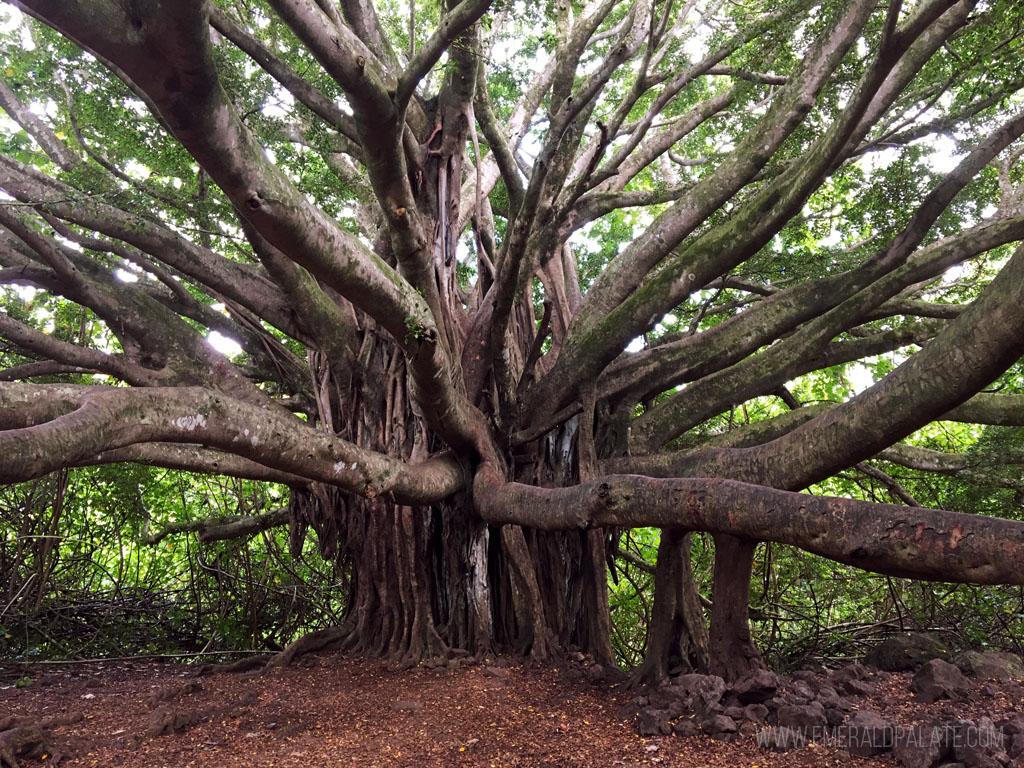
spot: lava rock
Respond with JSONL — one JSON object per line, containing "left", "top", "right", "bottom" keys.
{"left": 956, "top": 651, "right": 1024, "bottom": 681}
{"left": 816, "top": 684, "right": 840, "bottom": 709}
{"left": 825, "top": 707, "right": 845, "bottom": 729}
{"left": 673, "top": 673, "right": 726, "bottom": 712}
{"left": 865, "top": 633, "right": 951, "bottom": 672}
{"left": 637, "top": 708, "right": 672, "bottom": 736}
{"left": 787, "top": 679, "right": 815, "bottom": 701}
{"left": 912, "top": 659, "right": 969, "bottom": 703}
{"left": 701, "top": 714, "right": 738, "bottom": 737}
{"left": 739, "top": 721, "right": 760, "bottom": 737}
{"left": 842, "top": 678, "right": 876, "bottom": 697}
{"left": 743, "top": 703, "right": 769, "bottom": 723}
{"left": 791, "top": 670, "right": 820, "bottom": 684}
{"left": 672, "top": 718, "right": 697, "bottom": 737}
{"left": 731, "top": 670, "right": 780, "bottom": 704}
{"left": 845, "top": 710, "right": 895, "bottom": 757}
{"left": 616, "top": 696, "right": 647, "bottom": 721}
{"left": 1000, "top": 714, "right": 1024, "bottom": 736}
{"left": 831, "top": 662, "right": 872, "bottom": 684}
{"left": 892, "top": 723, "right": 951, "bottom": 768}
{"left": 1010, "top": 733, "right": 1024, "bottom": 759}
{"left": 776, "top": 702, "right": 827, "bottom": 734}
{"left": 950, "top": 716, "right": 1005, "bottom": 768}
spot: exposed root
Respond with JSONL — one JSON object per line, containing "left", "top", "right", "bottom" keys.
{"left": 220, "top": 655, "right": 271, "bottom": 674}
{"left": 267, "top": 626, "right": 349, "bottom": 668}
{"left": 0, "top": 714, "right": 79, "bottom": 767}
{"left": 144, "top": 679, "right": 202, "bottom": 707}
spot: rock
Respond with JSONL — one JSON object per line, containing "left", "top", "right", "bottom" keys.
{"left": 816, "top": 684, "right": 840, "bottom": 708}
{"left": 483, "top": 666, "right": 508, "bottom": 679}
{"left": 637, "top": 708, "right": 672, "bottom": 736}
{"left": 892, "top": 724, "right": 951, "bottom": 768}
{"left": 952, "top": 750, "right": 1001, "bottom": 768}
{"left": 775, "top": 703, "right": 828, "bottom": 746}
{"left": 739, "top": 721, "right": 760, "bottom": 737}
{"left": 945, "top": 718, "right": 1004, "bottom": 768}
{"left": 723, "top": 706, "right": 744, "bottom": 720}
{"left": 1000, "top": 714, "right": 1024, "bottom": 736}
{"left": 732, "top": 670, "right": 780, "bottom": 704}
{"left": 976, "top": 716, "right": 1002, "bottom": 747}
{"left": 845, "top": 710, "right": 894, "bottom": 757}
{"left": 673, "top": 673, "right": 726, "bottom": 712}
{"left": 787, "top": 679, "right": 816, "bottom": 702}
{"left": 825, "top": 707, "right": 845, "bottom": 728}
{"left": 912, "top": 659, "right": 969, "bottom": 703}
{"left": 743, "top": 703, "right": 769, "bottom": 723}
{"left": 1010, "top": 733, "right": 1024, "bottom": 758}
{"left": 672, "top": 719, "right": 697, "bottom": 737}
{"left": 701, "top": 714, "right": 738, "bottom": 737}
{"left": 603, "top": 666, "right": 630, "bottom": 685}
{"left": 956, "top": 651, "right": 1024, "bottom": 681}
{"left": 842, "top": 678, "right": 876, "bottom": 697}
{"left": 865, "top": 633, "right": 951, "bottom": 671}
{"left": 772, "top": 691, "right": 802, "bottom": 707}
{"left": 616, "top": 696, "right": 646, "bottom": 721}
{"left": 831, "top": 662, "right": 872, "bottom": 684}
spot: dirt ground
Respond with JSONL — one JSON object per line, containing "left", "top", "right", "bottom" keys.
{"left": 1, "top": 653, "right": 1022, "bottom": 767}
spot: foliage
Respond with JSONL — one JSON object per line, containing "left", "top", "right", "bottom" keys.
{"left": 0, "top": 467, "right": 342, "bottom": 660}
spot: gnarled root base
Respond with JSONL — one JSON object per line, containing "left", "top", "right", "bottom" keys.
{"left": 634, "top": 530, "right": 710, "bottom": 685}
{"left": 0, "top": 714, "right": 80, "bottom": 768}
{"left": 268, "top": 626, "right": 350, "bottom": 668}
{"left": 709, "top": 534, "right": 766, "bottom": 682}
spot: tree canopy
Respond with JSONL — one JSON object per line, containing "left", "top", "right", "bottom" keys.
{"left": 1, "top": 0, "right": 1023, "bottom": 679}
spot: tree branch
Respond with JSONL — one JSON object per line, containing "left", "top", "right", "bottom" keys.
{"left": 473, "top": 467, "right": 1024, "bottom": 584}
{"left": 0, "top": 382, "right": 464, "bottom": 504}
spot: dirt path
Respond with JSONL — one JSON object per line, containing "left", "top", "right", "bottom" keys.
{"left": 1, "top": 654, "right": 1021, "bottom": 767}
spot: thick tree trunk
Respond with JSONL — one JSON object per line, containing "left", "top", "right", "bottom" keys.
{"left": 636, "top": 529, "right": 709, "bottom": 681}
{"left": 708, "top": 534, "right": 765, "bottom": 681}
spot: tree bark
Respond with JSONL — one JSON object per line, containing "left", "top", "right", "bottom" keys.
{"left": 636, "top": 529, "right": 709, "bottom": 681}
{"left": 708, "top": 535, "right": 763, "bottom": 681}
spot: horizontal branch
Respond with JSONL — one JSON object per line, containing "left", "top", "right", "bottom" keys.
{"left": 82, "top": 443, "right": 310, "bottom": 485}
{"left": 473, "top": 467, "right": 1024, "bottom": 585}
{"left": 0, "top": 383, "right": 463, "bottom": 504}
{"left": 944, "top": 393, "right": 1024, "bottom": 426}
{"left": 0, "top": 362, "right": 94, "bottom": 381}
{"left": 140, "top": 507, "right": 290, "bottom": 545}
{"left": 878, "top": 443, "right": 1024, "bottom": 472}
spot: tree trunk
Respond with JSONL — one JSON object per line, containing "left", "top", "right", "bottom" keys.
{"left": 636, "top": 529, "right": 709, "bottom": 681}
{"left": 708, "top": 534, "right": 765, "bottom": 681}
